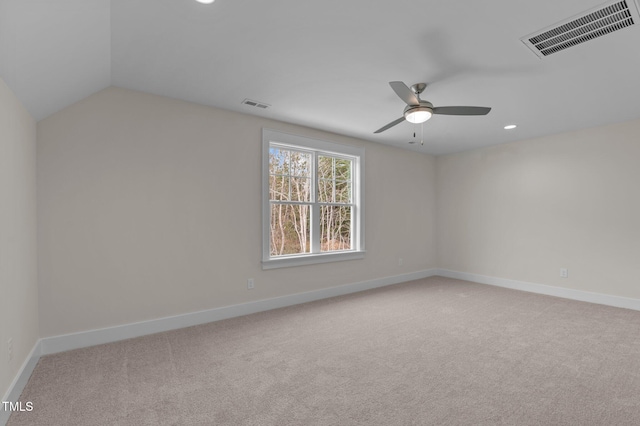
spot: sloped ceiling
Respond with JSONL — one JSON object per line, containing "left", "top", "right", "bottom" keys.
{"left": 0, "top": 0, "right": 111, "bottom": 121}
{"left": 2, "top": 0, "right": 640, "bottom": 155}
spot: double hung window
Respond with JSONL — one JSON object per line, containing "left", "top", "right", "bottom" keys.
{"left": 262, "top": 130, "right": 365, "bottom": 269}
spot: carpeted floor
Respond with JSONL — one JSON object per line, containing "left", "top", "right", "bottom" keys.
{"left": 8, "top": 276, "right": 640, "bottom": 425}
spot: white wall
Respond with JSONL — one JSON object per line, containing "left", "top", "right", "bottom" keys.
{"left": 0, "top": 77, "right": 38, "bottom": 399}
{"left": 37, "top": 87, "right": 437, "bottom": 338}
{"left": 437, "top": 118, "right": 640, "bottom": 299}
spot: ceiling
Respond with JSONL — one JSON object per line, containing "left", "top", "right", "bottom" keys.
{"left": 2, "top": 0, "right": 640, "bottom": 155}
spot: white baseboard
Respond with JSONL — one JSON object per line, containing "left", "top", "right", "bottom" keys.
{"left": 40, "top": 268, "right": 437, "bottom": 356}
{"left": 436, "top": 269, "right": 640, "bottom": 311}
{"left": 1, "top": 340, "right": 42, "bottom": 426}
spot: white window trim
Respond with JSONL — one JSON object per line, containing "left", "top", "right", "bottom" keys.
{"left": 262, "top": 129, "right": 365, "bottom": 270}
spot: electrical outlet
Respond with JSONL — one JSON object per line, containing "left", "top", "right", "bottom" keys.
{"left": 247, "top": 278, "right": 255, "bottom": 290}
{"left": 7, "top": 338, "right": 13, "bottom": 362}
{"left": 560, "top": 268, "right": 569, "bottom": 278}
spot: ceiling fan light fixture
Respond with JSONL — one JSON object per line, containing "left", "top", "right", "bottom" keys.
{"left": 374, "top": 81, "right": 490, "bottom": 134}
{"left": 404, "top": 107, "right": 432, "bottom": 124}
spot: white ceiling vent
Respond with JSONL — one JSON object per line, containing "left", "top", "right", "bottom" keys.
{"left": 242, "top": 99, "right": 270, "bottom": 109}
{"left": 521, "top": 0, "right": 640, "bottom": 58}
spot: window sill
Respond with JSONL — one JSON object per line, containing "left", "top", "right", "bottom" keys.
{"left": 262, "top": 250, "right": 365, "bottom": 270}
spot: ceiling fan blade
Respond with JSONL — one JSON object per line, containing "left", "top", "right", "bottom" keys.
{"left": 374, "top": 117, "right": 406, "bottom": 134}
{"left": 389, "top": 81, "right": 419, "bottom": 106}
{"left": 432, "top": 106, "right": 491, "bottom": 116}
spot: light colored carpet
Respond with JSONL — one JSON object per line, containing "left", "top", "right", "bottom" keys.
{"left": 8, "top": 276, "right": 640, "bottom": 425}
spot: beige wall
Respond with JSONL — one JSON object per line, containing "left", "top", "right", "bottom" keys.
{"left": 36, "top": 85, "right": 640, "bottom": 340}
{"left": 437, "top": 118, "right": 640, "bottom": 299}
{"left": 37, "top": 87, "right": 437, "bottom": 338}
{"left": 0, "top": 78, "right": 38, "bottom": 398}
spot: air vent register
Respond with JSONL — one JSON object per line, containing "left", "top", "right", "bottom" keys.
{"left": 521, "top": 0, "right": 640, "bottom": 57}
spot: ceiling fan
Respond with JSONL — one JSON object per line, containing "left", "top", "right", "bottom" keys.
{"left": 374, "top": 81, "right": 491, "bottom": 134}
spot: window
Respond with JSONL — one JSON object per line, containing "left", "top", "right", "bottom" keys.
{"left": 262, "top": 129, "right": 365, "bottom": 269}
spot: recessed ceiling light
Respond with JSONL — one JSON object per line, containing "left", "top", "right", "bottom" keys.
{"left": 195, "top": 0, "right": 215, "bottom": 4}
{"left": 504, "top": 124, "right": 517, "bottom": 130}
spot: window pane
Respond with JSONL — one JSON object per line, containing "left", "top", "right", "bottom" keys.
{"left": 320, "top": 205, "right": 351, "bottom": 252}
{"left": 318, "top": 155, "right": 352, "bottom": 204}
{"left": 269, "top": 175, "right": 290, "bottom": 201}
{"left": 270, "top": 148, "right": 312, "bottom": 203}
{"left": 270, "top": 203, "right": 311, "bottom": 256}
{"left": 318, "top": 178, "right": 333, "bottom": 203}
{"left": 269, "top": 148, "right": 289, "bottom": 176}
{"left": 335, "top": 180, "right": 351, "bottom": 203}
{"left": 289, "top": 151, "right": 311, "bottom": 177}
{"left": 335, "top": 158, "right": 351, "bottom": 181}
{"left": 290, "top": 177, "right": 311, "bottom": 202}
{"left": 318, "top": 155, "right": 333, "bottom": 180}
